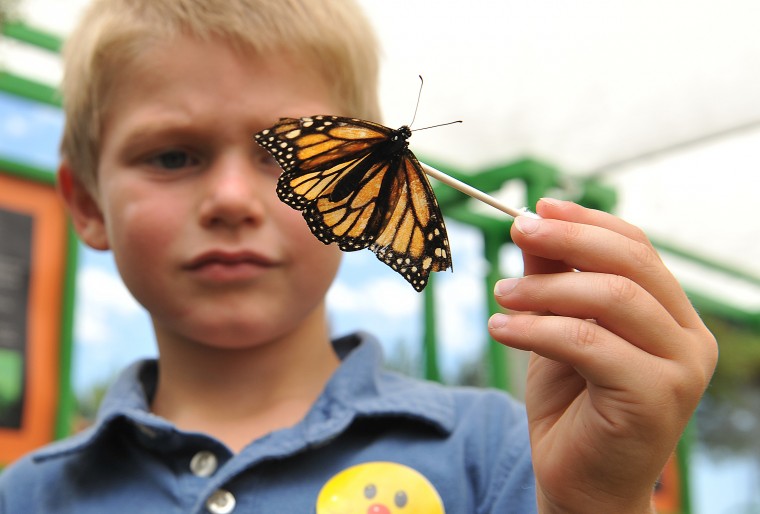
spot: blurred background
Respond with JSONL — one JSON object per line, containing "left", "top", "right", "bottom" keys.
{"left": 1, "top": 1, "right": 759, "bottom": 512}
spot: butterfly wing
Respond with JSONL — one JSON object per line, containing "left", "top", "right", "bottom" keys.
{"left": 254, "top": 115, "right": 452, "bottom": 291}
{"left": 369, "top": 150, "right": 452, "bottom": 291}
{"left": 256, "top": 116, "right": 398, "bottom": 250}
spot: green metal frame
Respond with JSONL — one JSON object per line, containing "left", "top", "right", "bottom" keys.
{"left": 421, "top": 157, "right": 618, "bottom": 390}
{"left": 1, "top": 20, "right": 62, "bottom": 52}
{"left": 652, "top": 238, "right": 760, "bottom": 330}
{"left": 0, "top": 20, "right": 62, "bottom": 106}
{"left": 0, "top": 71, "right": 60, "bottom": 106}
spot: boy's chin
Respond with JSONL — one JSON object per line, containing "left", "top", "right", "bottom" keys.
{"left": 154, "top": 319, "right": 289, "bottom": 352}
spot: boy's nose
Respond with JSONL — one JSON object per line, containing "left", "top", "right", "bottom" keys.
{"left": 199, "top": 161, "right": 266, "bottom": 228}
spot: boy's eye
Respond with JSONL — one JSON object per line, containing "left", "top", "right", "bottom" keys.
{"left": 150, "top": 150, "right": 198, "bottom": 170}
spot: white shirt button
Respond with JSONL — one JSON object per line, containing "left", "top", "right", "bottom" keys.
{"left": 190, "top": 450, "right": 218, "bottom": 477}
{"left": 206, "top": 489, "right": 236, "bottom": 514}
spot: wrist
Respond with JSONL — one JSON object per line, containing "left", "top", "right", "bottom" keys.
{"left": 537, "top": 490, "right": 656, "bottom": 514}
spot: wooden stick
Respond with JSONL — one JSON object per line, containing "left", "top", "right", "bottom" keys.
{"left": 420, "top": 162, "right": 540, "bottom": 219}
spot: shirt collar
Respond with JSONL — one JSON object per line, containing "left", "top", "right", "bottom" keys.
{"left": 33, "top": 332, "right": 455, "bottom": 461}
{"left": 323, "top": 332, "right": 455, "bottom": 432}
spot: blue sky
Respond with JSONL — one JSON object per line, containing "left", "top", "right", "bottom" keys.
{"left": 0, "top": 92, "right": 61, "bottom": 170}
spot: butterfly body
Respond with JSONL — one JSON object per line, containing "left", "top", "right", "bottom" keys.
{"left": 328, "top": 125, "right": 410, "bottom": 202}
{"left": 255, "top": 115, "right": 451, "bottom": 291}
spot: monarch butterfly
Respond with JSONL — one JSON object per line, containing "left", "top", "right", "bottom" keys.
{"left": 254, "top": 115, "right": 452, "bottom": 292}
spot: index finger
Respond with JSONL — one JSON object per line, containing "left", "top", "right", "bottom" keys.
{"left": 511, "top": 198, "right": 703, "bottom": 330}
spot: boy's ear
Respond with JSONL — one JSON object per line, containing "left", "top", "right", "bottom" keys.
{"left": 57, "top": 161, "right": 110, "bottom": 250}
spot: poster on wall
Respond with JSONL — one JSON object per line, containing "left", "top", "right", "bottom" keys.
{"left": 0, "top": 168, "right": 70, "bottom": 466}
{"left": 0, "top": 207, "right": 33, "bottom": 430}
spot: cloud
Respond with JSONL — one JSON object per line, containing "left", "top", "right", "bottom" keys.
{"left": 0, "top": 113, "right": 29, "bottom": 138}
{"left": 328, "top": 277, "right": 419, "bottom": 319}
{"left": 71, "top": 260, "right": 157, "bottom": 394}
{"left": 77, "top": 266, "right": 141, "bottom": 314}
{"left": 74, "top": 265, "right": 142, "bottom": 347}
{"left": 436, "top": 269, "right": 489, "bottom": 371}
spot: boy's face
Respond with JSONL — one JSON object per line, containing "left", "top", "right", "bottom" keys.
{"left": 65, "top": 36, "right": 344, "bottom": 350}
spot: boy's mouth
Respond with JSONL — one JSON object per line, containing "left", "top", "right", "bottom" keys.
{"left": 184, "top": 250, "right": 278, "bottom": 281}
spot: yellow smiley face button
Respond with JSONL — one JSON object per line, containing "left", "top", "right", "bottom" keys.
{"left": 316, "top": 461, "right": 445, "bottom": 514}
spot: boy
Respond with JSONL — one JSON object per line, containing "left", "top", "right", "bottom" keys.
{"left": 0, "top": 0, "right": 717, "bottom": 512}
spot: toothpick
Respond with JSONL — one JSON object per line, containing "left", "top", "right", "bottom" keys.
{"left": 420, "top": 162, "right": 541, "bottom": 219}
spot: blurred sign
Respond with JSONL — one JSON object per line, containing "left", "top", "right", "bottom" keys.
{"left": 0, "top": 170, "right": 68, "bottom": 465}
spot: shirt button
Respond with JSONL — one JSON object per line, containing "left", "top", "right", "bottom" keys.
{"left": 136, "top": 424, "right": 158, "bottom": 438}
{"left": 206, "top": 489, "right": 236, "bottom": 514}
{"left": 190, "top": 450, "right": 218, "bottom": 477}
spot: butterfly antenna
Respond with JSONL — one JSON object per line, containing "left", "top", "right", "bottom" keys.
{"left": 409, "top": 75, "right": 424, "bottom": 128}
{"left": 409, "top": 75, "right": 462, "bottom": 131}
{"left": 412, "top": 120, "right": 463, "bottom": 132}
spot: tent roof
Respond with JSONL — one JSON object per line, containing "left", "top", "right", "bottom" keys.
{"left": 5, "top": 0, "right": 760, "bottom": 313}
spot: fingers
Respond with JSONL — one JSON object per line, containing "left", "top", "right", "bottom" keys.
{"left": 501, "top": 199, "right": 718, "bottom": 389}
{"left": 499, "top": 200, "right": 719, "bottom": 514}
{"left": 535, "top": 197, "right": 655, "bottom": 247}
{"left": 488, "top": 311, "right": 658, "bottom": 392}
{"left": 491, "top": 272, "right": 689, "bottom": 361}
{"left": 512, "top": 199, "right": 703, "bottom": 330}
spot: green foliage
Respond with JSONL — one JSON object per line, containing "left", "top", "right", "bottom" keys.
{"left": 75, "top": 380, "right": 111, "bottom": 425}
{"left": 697, "top": 314, "right": 760, "bottom": 456}
{"left": 704, "top": 314, "right": 760, "bottom": 398}
{"left": 383, "top": 338, "right": 423, "bottom": 378}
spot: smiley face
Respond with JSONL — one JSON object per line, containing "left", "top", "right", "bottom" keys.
{"left": 316, "top": 461, "right": 445, "bottom": 514}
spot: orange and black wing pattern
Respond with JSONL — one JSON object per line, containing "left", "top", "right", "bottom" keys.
{"left": 254, "top": 115, "right": 451, "bottom": 291}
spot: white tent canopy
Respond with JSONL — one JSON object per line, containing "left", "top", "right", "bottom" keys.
{"left": 5, "top": 0, "right": 760, "bottom": 312}
{"left": 368, "top": 0, "right": 760, "bottom": 315}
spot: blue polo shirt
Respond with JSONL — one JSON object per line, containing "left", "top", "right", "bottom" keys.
{"left": 0, "top": 333, "right": 536, "bottom": 513}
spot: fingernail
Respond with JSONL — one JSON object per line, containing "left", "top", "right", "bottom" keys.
{"left": 515, "top": 215, "right": 540, "bottom": 234}
{"left": 494, "top": 278, "right": 519, "bottom": 296}
{"left": 539, "top": 197, "right": 564, "bottom": 207}
{"left": 488, "top": 313, "right": 510, "bottom": 329}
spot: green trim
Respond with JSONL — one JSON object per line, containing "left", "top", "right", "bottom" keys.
{"left": 653, "top": 238, "right": 760, "bottom": 288}
{"left": 54, "top": 225, "right": 78, "bottom": 439}
{"left": 0, "top": 155, "right": 55, "bottom": 184}
{"left": 0, "top": 71, "right": 61, "bottom": 107}
{"left": 1, "top": 20, "right": 63, "bottom": 52}
{"left": 676, "top": 423, "right": 694, "bottom": 514}
{"left": 651, "top": 238, "right": 760, "bottom": 330}
{"left": 685, "top": 288, "right": 760, "bottom": 330}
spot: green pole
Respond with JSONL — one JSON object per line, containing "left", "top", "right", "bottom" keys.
{"left": 423, "top": 273, "right": 441, "bottom": 382}
{"left": 483, "top": 225, "right": 510, "bottom": 391}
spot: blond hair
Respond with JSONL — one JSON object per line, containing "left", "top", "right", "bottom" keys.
{"left": 60, "top": 0, "right": 381, "bottom": 191}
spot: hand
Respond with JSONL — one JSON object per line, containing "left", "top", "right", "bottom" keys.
{"left": 487, "top": 199, "right": 718, "bottom": 514}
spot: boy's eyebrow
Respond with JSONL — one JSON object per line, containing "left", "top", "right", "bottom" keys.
{"left": 114, "top": 108, "right": 280, "bottom": 144}
{"left": 113, "top": 118, "right": 212, "bottom": 152}
{"left": 107, "top": 127, "right": 209, "bottom": 165}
